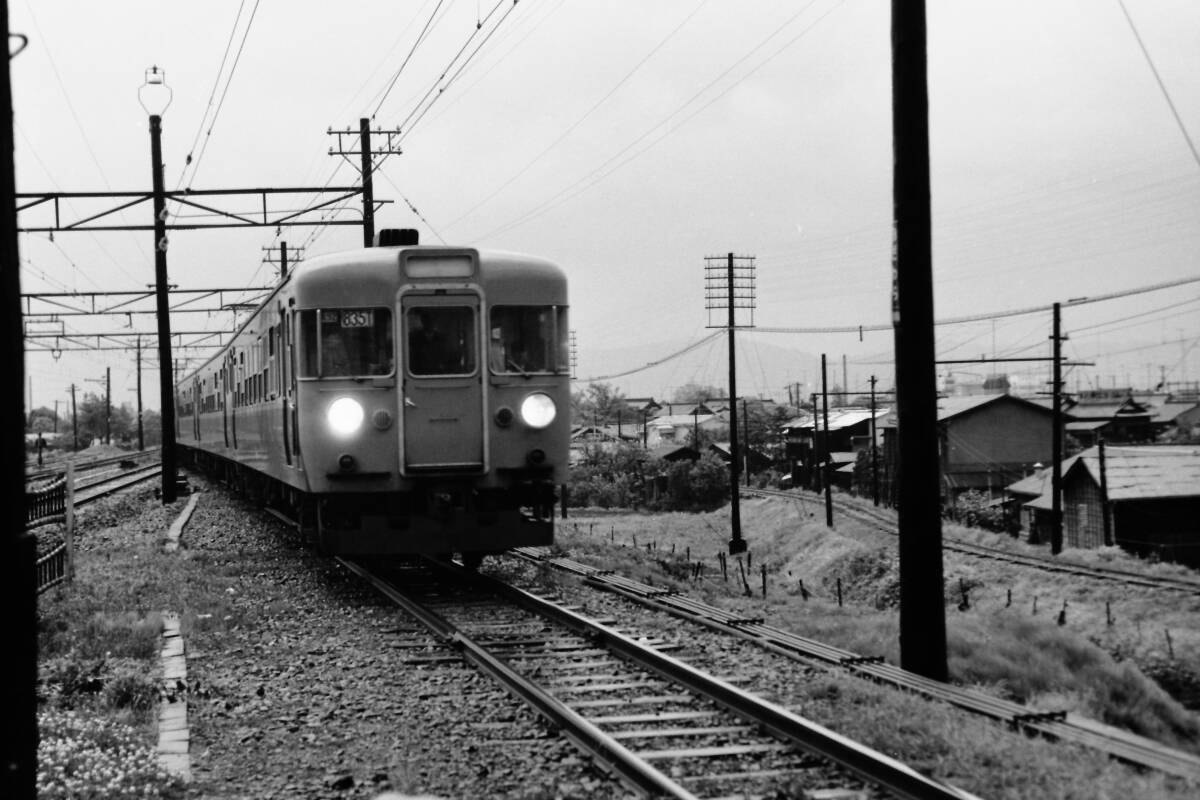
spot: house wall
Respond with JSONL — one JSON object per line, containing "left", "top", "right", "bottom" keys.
{"left": 942, "top": 400, "right": 1053, "bottom": 471}
{"left": 1114, "top": 498, "right": 1200, "bottom": 567}
{"left": 1063, "top": 469, "right": 1109, "bottom": 549}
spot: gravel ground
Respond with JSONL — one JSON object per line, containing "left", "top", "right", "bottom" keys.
{"left": 175, "top": 475, "right": 630, "bottom": 800}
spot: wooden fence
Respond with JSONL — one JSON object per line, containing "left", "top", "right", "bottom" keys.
{"left": 27, "top": 464, "right": 75, "bottom": 593}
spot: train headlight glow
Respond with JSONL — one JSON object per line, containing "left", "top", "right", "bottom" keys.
{"left": 519, "top": 393, "right": 556, "bottom": 429}
{"left": 327, "top": 397, "right": 364, "bottom": 435}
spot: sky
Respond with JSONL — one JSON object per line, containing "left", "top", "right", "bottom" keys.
{"left": 11, "top": 0, "right": 1200, "bottom": 417}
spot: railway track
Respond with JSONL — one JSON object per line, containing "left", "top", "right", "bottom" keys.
{"left": 339, "top": 556, "right": 979, "bottom": 800}
{"left": 749, "top": 487, "right": 1200, "bottom": 596}
{"left": 510, "top": 546, "right": 1200, "bottom": 783}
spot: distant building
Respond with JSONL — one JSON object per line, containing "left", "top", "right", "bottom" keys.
{"left": 1061, "top": 446, "right": 1200, "bottom": 566}
{"left": 882, "top": 393, "right": 1054, "bottom": 507}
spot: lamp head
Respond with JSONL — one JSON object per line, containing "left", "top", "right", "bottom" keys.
{"left": 138, "top": 65, "right": 173, "bottom": 116}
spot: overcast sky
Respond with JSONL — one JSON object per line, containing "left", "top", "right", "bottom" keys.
{"left": 11, "top": 0, "right": 1200, "bottom": 415}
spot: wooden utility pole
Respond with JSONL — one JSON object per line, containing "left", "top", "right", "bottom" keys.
{"left": 821, "top": 354, "right": 833, "bottom": 528}
{"left": 1098, "top": 435, "right": 1113, "bottom": 546}
{"left": 1050, "top": 302, "right": 1065, "bottom": 555}
{"left": 891, "top": 0, "right": 947, "bottom": 681}
{"left": 136, "top": 336, "right": 144, "bottom": 450}
{"left": 70, "top": 383, "right": 78, "bottom": 450}
{"left": 726, "top": 253, "right": 745, "bottom": 554}
{"left": 2, "top": 5, "right": 38, "bottom": 793}
{"left": 870, "top": 374, "right": 880, "bottom": 506}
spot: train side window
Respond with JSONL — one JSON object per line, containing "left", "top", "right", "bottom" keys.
{"left": 490, "top": 305, "right": 569, "bottom": 375}
{"left": 407, "top": 306, "right": 475, "bottom": 376}
{"left": 298, "top": 308, "right": 393, "bottom": 378}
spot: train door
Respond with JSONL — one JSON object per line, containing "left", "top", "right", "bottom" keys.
{"left": 283, "top": 310, "right": 298, "bottom": 466}
{"left": 399, "top": 294, "right": 484, "bottom": 472}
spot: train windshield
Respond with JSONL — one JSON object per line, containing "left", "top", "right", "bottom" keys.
{"left": 406, "top": 306, "right": 477, "bottom": 376}
{"left": 489, "top": 306, "right": 569, "bottom": 375}
{"left": 298, "top": 308, "right": 394, "bottom": 378}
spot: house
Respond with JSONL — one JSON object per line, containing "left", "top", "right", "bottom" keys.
{"left": 1060, "top": 445, "right": 1200, "bottom": 566}
{"left": 706, "top": 442, "right": 773, "bottom": 473}
{"left": 882, "top": 393, "right": 1054, "bottom": 507}
{"left": 781, "top": 406, "right": 888, "bottom": 489}
{"left": 643, "top": 413, "right": 724, "bottom": 449}
{"left": 1064, "top": 392, "right": 1154, "bottom": 445}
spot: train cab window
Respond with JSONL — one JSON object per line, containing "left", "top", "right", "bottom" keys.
{"left": 407, "top": 307, "right": 476, "bottom": 376}
{"left": 298, "top": 308, "right": 394, "bottom": 378}
{"left": 489, "top": 306, "right": 569, "bottom": 375}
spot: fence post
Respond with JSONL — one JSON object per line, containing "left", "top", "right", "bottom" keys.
{"left": 65, "top": 463, "right": 75, "bottom": 583}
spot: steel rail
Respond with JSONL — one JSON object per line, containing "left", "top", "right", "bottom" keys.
{"left": 465, "top": 565, "right": 980, "bottom": 800}
{"left": 336, "top": 557, "right": 702, "bottom": 800}
{"left": 511, "top": 547, "right": 1200, "bottom": 782}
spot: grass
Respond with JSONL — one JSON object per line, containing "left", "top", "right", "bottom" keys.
{"left": 553, "top": 496, "right": 1200, "bottom": 757}
{"left": 36, "top": 487, "right": 200, "bottom": 800}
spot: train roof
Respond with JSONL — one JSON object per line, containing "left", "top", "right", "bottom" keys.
{"left": 292, "top": 245, "right": 567, "bottom": 284}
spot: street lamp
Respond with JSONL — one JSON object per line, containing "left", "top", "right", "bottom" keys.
{"left": 140, "top": 66, "right": 178, "bottom": 503}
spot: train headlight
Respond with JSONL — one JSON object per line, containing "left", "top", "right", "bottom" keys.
{"left": 519, "top": 393, "right": 556, "bottom": 429}
{"left": 327, "top": 397, "right": 364, "bottom": 435}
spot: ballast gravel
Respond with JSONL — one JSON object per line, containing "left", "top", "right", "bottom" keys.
{"left": 172, "top": 476, "right": 628, "bottom": 800}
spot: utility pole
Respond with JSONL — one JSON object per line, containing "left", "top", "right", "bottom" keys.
{"left": 726, "top": 254, "right": 743, "bottom": 553}
{"left": 1098, "top": 435, "right": 1112, "bottom": 547}
{"left": 1050, "top": 302, "right": 1065, "bottom": 555}
{"left": 144, "top": 68, "right": 177, "bottom": 501}
{"left": 821, "top": 354, "right": 833, "bottom": 528}
{"left": 891, "top": 0, "right": 947, "bottom": 681}
{"left": 262, "top": 241, "right": 302, "bottom": 280}
{"left": 2, "top": 4, "right": 37, "bottom": 793}
{"left": 810, "top": 392, "right": 819, "bottom": 493}
{"left": 705, "top": 252, "right": 756, "bottom": 555}
{"left": 70, "top": 384, "right": 78, "bottom": 451}
{"left": 105, "top": 367, "right": 112, "bottom": 445}
{"left": 742, "top": 398, "right": 750, "bottom": 487}
{"left": 53, "top": 399, "right": 59, "bottom": 433}
{"left": 870, "top": 375, "right": 880, "bottom": 506}
{"left": 136, "top": 336, "right": 144, "bottom": 450}
{"left": 328, "top": 119, "right": 402, "bottom": 247}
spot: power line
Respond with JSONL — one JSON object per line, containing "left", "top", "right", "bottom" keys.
{"left": 1117, "top": 0, "right": 1200, "bottom": 170}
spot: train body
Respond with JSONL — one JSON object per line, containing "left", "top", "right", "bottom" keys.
{"left": 175, "top": 231, "right": 570, "bottom": 558}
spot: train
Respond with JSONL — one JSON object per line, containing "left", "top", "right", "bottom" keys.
{"left": 175, "top": 229, "right": 570, "bottom": 565}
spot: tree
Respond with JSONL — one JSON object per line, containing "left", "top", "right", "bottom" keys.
{"left": 571, "top": 382, "right": 630, "bottom": 426}
{"left": 671, "top": 382, "right": 722, "bottom": 404}
{"left": 27, "top": 406, "right": 59, "bottom": 434}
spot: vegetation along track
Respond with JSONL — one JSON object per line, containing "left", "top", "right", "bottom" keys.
{"left": 749, "top": 487, "right": 1200, "bottom": 596}
{"left": 510, "top": 546, "right": 1200, "bottom": 782}
{"left": 339, "top": 556, "right": 979, "bottom": 800}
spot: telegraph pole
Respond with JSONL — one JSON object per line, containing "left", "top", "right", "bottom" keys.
{"left": 70, "top": 383, "right": 78, "bottom": 451}
{"left": 1098, "top": 435, "right": 1113, "bottom": 547}
{"left": 870, "top": 375, "right": 880, "bottom": 506}
{"left": 891, "top": 1, "right": 947, "bottom": 681}
{"left": 821, "top": 354, "right": 833, "bottom": 528}
{"left": 105, "top": 367, "right": 112, "bottom": 443}
{"left": 705, "top": 252, "right": 756, "bottom": 554}
{"left": 1050, "top": 301, "right": 1065, "bottom": 554}
{"left": 136, "top": 336, "right": 144, "bottom": 450}
{"left": 328, "top": 119, "right": 402, "bottom": 247}
{"left": 2, "top": 5, "right": 37, "bottom": 794}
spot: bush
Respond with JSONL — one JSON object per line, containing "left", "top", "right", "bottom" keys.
{"left": 567, "top": 447, "right": 731, "bottom": 512}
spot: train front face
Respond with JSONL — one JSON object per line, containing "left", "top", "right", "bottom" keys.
{"left": 293, "top": 245, "right": 569, "bottom": 556}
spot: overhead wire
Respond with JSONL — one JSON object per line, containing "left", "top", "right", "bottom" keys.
{"left": 473, "top": 0, "right": 844, "bottom": 242}
{"left": 442, "top": 0, "right": 712, "bottom": 232}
